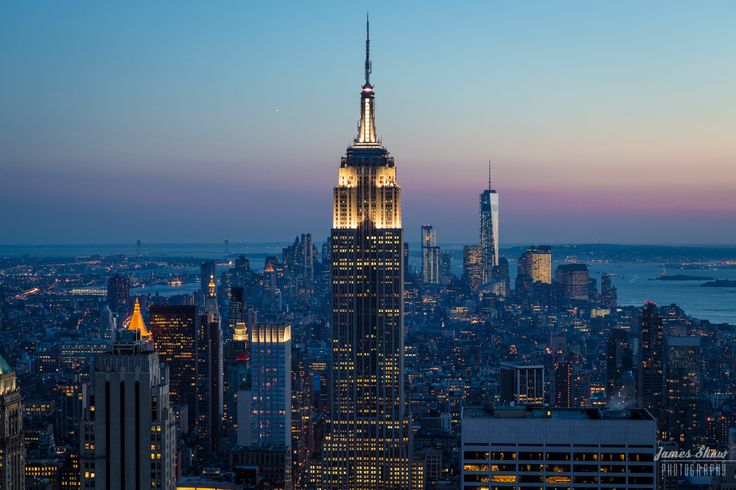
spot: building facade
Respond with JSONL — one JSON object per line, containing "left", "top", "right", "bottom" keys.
{"left": 421, "top": 225, "right": 440, "bottom": 285}
{"left": 517, "top": 246, "right": 552, "bottom": 285}
{"left": 321, "top": 18, "right": 413, "bottom": 489}
{"left": 463, "top": 246, "right": 483, "bottom": 292}
{"left": 461, "top": 407, "right": 657, "bottom": 489}
{"left": 499, "top": 362, "right": 545, "bottom": 406}
{"left": 0, "top": 355, "right": 24, "bottom": 490}
{"left": 196, "top": 276, "right": 224, "bottom": 457}
{"left": 639, "top": 301, "right": 665, "bottom": 426}
{"left": 555, "top": 263, "right": 590, "bottom": 302}
{"left": 149, "top": 304, "right": 198, "bottom": 425}
{"left": 479, "top": 166, "right": 499, "bottom": 283}
{"left": 249, "top": 323, "right": 292, "bottom": 449}
{"left": 80, "top": 307, "right": 176, "bottom": 490}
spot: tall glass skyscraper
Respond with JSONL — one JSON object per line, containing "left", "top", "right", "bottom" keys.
{"left": 322, "top": 17, "right": 412, "bottom": 489}
{"left": 479, "top": 163, "right": 499, "bottom": 284}
{"left": 421, "top": 225, "right": 440, "bottom": 285}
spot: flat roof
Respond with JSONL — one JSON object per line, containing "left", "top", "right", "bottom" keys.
{"left": 463, "top": 406, "right": 655, "bottom": 421}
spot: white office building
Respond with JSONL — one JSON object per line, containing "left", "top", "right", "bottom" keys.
{"left": 461, "top": 406, "right": 656, "bottom": 489}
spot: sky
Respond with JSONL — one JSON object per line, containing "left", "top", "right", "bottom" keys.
{"left": 1, "top": 1, "right": 735, "bottom": 245}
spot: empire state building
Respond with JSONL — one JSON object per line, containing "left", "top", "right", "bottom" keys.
{"left": 321, "top": 18, "right": 412, "bottom": 489}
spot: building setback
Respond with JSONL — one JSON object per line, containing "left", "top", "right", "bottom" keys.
{"left": 80, "top": 304, "right": 176, "bottom": 490}
{"left": 321, "top": 17, "right": 413, "bottom": 489}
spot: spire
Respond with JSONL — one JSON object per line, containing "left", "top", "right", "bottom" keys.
{"left": 127, "top": 297, "right": 151, "bottom": 339}
{"left": 356, "top": 14, "right": 378, "bottom": 145}
{"left": 488, "top": 160, "right": 492, "bottom": 190}
{"left": 208, "top": 274, "right": 216, "bottom": 298}
{"left": 365, "top": 12, "right": 372, "bottom": 86}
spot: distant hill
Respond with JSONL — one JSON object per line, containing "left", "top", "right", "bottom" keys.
{"left": 497, "top": 244, "right": 736, "bottom": 263}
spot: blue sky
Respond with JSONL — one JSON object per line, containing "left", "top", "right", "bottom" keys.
{"left": 1, "top": 1, "right": 735, "bottom": 244}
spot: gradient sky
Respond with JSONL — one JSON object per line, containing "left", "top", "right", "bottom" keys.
{"left": 1, "top": 1, "right": 735, "bottom": 245}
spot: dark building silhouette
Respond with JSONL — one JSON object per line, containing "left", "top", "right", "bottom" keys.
{"left": 196, "top": 276, "right": 223, "bottom": 459}
{"left": 499, "top": 362, "right": 544, "bottom": 405}
{"left": 463, "top": 245, "right": 483, "bottom": 292}
{"left": 638, "top": 302, "right": 665, "bottom": 421}
{"left": 606, "top": 328, "right": 634, "bottom": 402}
{"left": 106, "top": 273, "right": 131, "bottom": 318}
{"left": 555, "top": 263, "right": 590, "bottom": 302}
{"left": 148, "top": 304, "right": 198, "bottom": 427}
{"left": 664, "top": 336, "right": 702, "bottom": 445}
{"left": 200, "top": 260, "right": 216, "bottom": 304}
{"left": 600, "top": 272, "right": 618, "bottom": 308}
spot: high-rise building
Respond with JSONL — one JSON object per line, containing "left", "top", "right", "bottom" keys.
{"left": 200, "top": 260, "right": 216, "bottom": 304}
{"left": 664, "top": 336, "right": 702, "bottom": 445}
{"left": 322, "top": 18, "right": 412, "bottom": 489}
{"left": 600, "top": 272, "right": 618, "bottom": 308}
{"left": 225, "top": 286, "right": 249, "bottom": 429}
{"left": 499, "top": 362, "right": 545, "bottom": 405}
{"left": 461, "top": 406, "right": 657, "bottom": 490}
{"left": 106, "top": 273, "right": 131, "bottom": 318}
{"left": 492, "top": 256, "right": 510, "bottom": 297}
{"left": 403, "top": 242, "right": 411, "bottom": 281}
{"left": 479, "top": 162, "right": 499, "bottom": 283}
{"left": 234, "top": 324, "right": 293, "bottom": 488}
{"left": 148, "top": 304, "right": 198, "bottom": 425}
{"left": 516, "top": 246, "right": 552, "bottom": 285}
{"left": 80, "top": 306, "right": 176, "bottom": 490}
{"left": 462, "top": 245, "right": 483, "bottom": 292}
{"left": 248, "top": 323, "right": 292, "bottom": 448}
{"left": 553, "top": 354, "right": 575, "bottom": 408}
{"left": 196, "top": 276, "right": 224, "bottom": 457}
{"left": 283, "top": 233, "right": 316, "bottom": 292}
{"left": 639, "top": 302, "right": 665, "bottom": 428}
{"left": 555, "top": 263, "right": 590, "bottom": 302}
{"left": 421, "top": 225, "right": 440, "bottom": 284}
{"left": 606, "top": 328, "right": 634, "bottom": 402}
{"left": 0, "top": 355, "right": 24, "bottom": 490}
{"left": 439, "top": 251, "right": 452, "bottom": 284}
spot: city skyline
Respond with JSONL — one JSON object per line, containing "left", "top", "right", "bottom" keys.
{"left": 2, "top": 1, "right": 735, "bottom": 245}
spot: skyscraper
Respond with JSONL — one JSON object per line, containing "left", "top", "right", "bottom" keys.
{"left": 196, "top": 275, "right": 224, "bottom": 457}
{"left": 664, "top": 336, "right": 702, "bottom": 445}
{"left": 0, "top": 355, "right": 24, "bottom": 490}
{"left": 248, "top": 323, "right": 292, "bottom": 448}
{"left": 148, "top": 304, "right": 198, "bottom": 425}
{"left": 600, "top": 272, "right": 618, "bottom": 308}
{"left": 421, "top": 225, "right": 440, "bottom": 285}
{"left": 106, "top": 273, "right": 131, "bottom": 319}
{"left": 479, "top": 162, "right": 499, "bottom": 283}
{"left": 555, "top": 263, "right": 590, "bottom": 302}
{"left": 462, "top": 245, "right": 483, "bottom": 292}
{"left": 234, "top": 323, "right": 292, "bottom": 489}
{"left": 439, "top": 251, "right": 452, "bottom": 284}
{"left": 322, "top": 17, "right": 412, "bottom": 488}
{"left": 200, "top": 260, "right": 216, "bottom": 304}
{"left": 516, "top": 246, "right": 552, "bottom": 285}
{"left": 606, "top": 328, "right": 634, "bottom": 401}
{"left": 639, "top": 302, "right": 665, "bottom": 421}
{"left": 225, "top": 286, "right": 249, "bottom": 429}
{"left": 80, "top": 305, "right": 176, "bottom": 490}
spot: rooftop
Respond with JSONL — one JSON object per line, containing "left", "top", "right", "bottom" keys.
{"left": 464, "top": 405, "right": 655, "bottom": 421}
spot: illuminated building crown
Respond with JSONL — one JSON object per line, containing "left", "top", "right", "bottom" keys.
{"left": 125, "top": 298, "right": 152, "bottom": 338}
